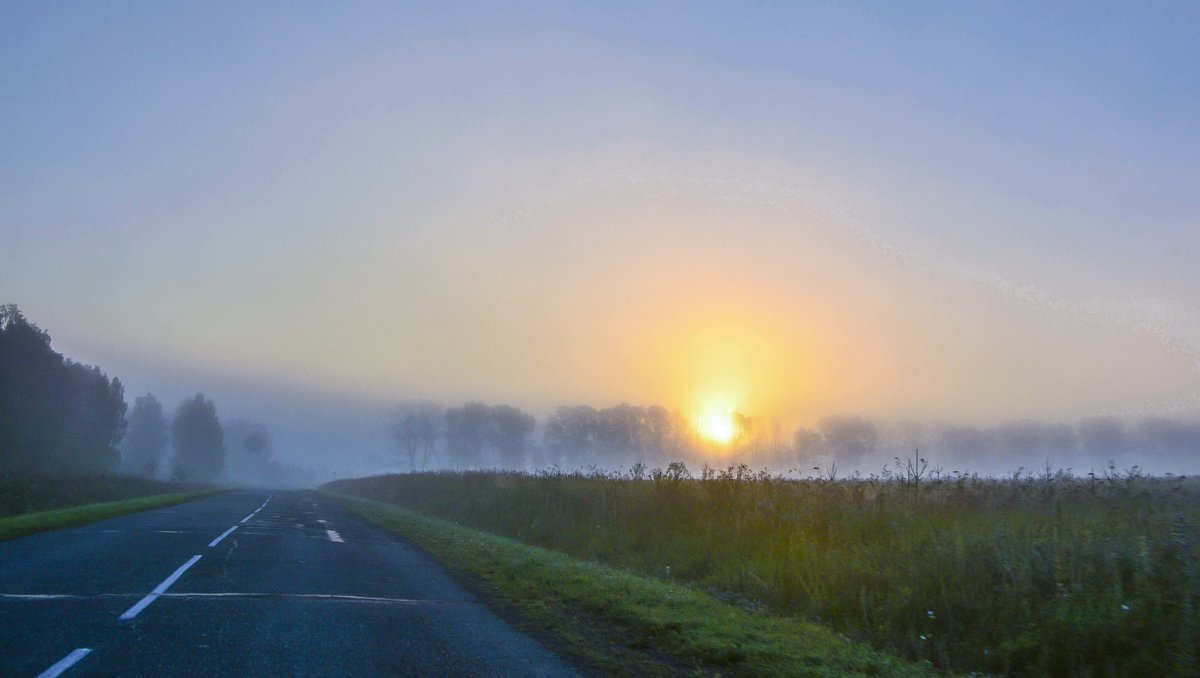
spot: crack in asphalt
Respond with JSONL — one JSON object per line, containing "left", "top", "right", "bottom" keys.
{"left": 222, "top": 537, "right": 239, "bottom": 577}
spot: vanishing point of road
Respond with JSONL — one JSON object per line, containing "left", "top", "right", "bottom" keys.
{"left": 0, "top": 490, "right": 578, "bottom": 677}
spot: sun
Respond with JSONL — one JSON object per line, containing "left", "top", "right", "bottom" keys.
{"left": 695, "top": 399, "right": 737, "bottom": 446}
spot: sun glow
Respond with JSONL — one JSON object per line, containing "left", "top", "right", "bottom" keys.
{"left": 695, "top": 398, "right": 737, "bottom": 446}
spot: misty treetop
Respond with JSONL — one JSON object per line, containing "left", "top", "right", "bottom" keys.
{"left": 0, "top": 304, "right": 126, "bottom": 474}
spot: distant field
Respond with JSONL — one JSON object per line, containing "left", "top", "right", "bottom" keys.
{"left": 0, "top": 473, "right": 210, "bottom": 518}
{"left": 326, "top": 467, "right": 1200, "bottom": 676}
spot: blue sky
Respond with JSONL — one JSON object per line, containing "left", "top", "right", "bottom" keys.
{"left": 3, "top": 2, "right": 1199, "bottom": 466}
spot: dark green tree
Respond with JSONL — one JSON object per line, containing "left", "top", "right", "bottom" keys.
{"left": 0, "top": 304, "right": 126, "bottom": 474}
{"left": 121, "top": 394, "right": 168, "bottom": 477}
{"left": 171, "top": 394, "right": 224, "bottom": 481}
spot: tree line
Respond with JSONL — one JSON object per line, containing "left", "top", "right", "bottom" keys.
{"left": 392, "top": 401, "right": 704, "bottom": 472}
{"left": 393, "top": 403, "right": 1200, "bottom": 474}
{"left": 0, "top": 305, "right": 289, "bottom": 483}
{"left": 785, "top": 415, "right": 1200, "bottom": 474}
{"left": 1, "top": 305, "right": 126, "bottom": 474}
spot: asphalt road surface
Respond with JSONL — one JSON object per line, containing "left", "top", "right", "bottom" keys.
{"left": 0, "top": 490, "right": 578, "bottom": 677}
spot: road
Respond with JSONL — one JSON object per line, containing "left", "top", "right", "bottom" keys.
{"left": 0, "top": 490, "right": 578, "bottom": 677}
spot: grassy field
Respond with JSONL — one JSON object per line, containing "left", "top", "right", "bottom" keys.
{"left": 324, "top": 491, "right": 932, "bottom": 677}
{"left": 325, "top": 466, "right": 1200, "bottom": 676}
{"left": 0, "top": 472, "right": 210, "bottom": 518}
{"left": 0, "top": 473, "right": 220, "bottom": 541}
{"left": 0, "top": 489, "right": 222, "bottom": 541}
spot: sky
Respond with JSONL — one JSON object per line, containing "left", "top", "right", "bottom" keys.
{"left": 3, "top": 2, "right": 1199, "bottom": 468}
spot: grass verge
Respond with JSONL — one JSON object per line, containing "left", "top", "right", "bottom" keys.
{"left": 326, "top": 470, "right": 1200, "bottom": 675}
{"left": 0, "top": 490, "right": 224, "bottom": 542}
{"left": 323, "top": 490, "right": 934, "bottom": 677}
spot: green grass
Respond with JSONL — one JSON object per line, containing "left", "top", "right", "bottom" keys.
{"left": 326, "top": 468, "right": 1200, "bottom": 676}
{"left": 324, "top": 490, "right": 933, "bottom": 677}
{"left": 0, "top": 489, "right": 223, "bottom": 541}
{"left": 0, "top": 472, "right": 212, "bottom": 517}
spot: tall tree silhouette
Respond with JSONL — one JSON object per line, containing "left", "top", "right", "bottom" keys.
{"left": 392, "top": 401, "right": 442, "bottom": 471}
{"left": 444, "top": 403, "right": 490, "bottom": 469}
{"left": 171, "top": 394, "right": 224, "bottom": 481}
{"left": 487, "top": 405, "right": 535, "bottom": 469}
{"left": 122, "top": 394, "right": 168, "bottom": 477}
{"left": 543, "top": 405, "right": 598, "bottom": 468}
{"left": 0, "top": 304, "right": 126, "bottom": 474}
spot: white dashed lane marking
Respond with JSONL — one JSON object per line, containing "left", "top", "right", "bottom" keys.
{"left": 325, "top": 529, "right": 344, "bottom": 543}
{"left": 27, "top": 493, "right": 281, "bottom": 674}
{"left": 239, "top": 495, "right": 273, "bottom": 524}
{"left": 118, "top": 555, "right": 202, "bottom": 621}
{"left": 34, "top": 648, "right": 91, "bottom": 678}
{"left": 207, "top": 525, "right": 238, "bottom": 547}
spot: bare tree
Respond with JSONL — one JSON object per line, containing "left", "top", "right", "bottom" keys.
{"left": 392, "top": 401, "right": 443, "bottom": 472}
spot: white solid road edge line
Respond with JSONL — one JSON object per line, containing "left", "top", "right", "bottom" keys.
{"left": 208, "top": 525, "right": 239, "bottom": 547}
{"left": 118, "top": 555, "right": 202, "bottom": 621}
{"left": 35, "top": 648, "right": 92, "bottom": 678}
